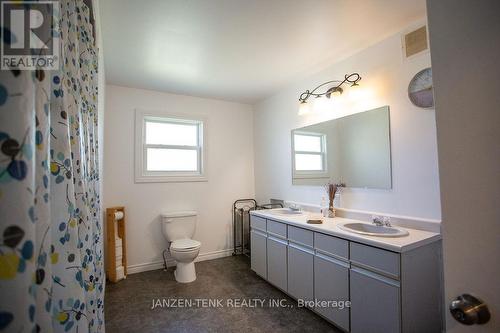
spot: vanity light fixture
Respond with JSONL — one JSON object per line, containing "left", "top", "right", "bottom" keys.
{"left": 298, "top": 73, "right": 361, "bottom": 115}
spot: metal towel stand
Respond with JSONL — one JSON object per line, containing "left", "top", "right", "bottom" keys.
{"left": 232, "top": 199, "right": 283, "bottom": 257}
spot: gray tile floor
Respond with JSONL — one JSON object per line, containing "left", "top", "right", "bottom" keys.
{"left": 105, "top": 256, "right": 341, "bottom": 333}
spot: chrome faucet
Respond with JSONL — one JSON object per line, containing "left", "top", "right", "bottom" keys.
{"left": 372, "top": 215, "right": 391, "bottom": 227}
{"left": 289, "top": 203, "right": 301, "bottom": 212}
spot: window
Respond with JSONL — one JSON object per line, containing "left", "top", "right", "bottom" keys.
{"left": 292, "top": 132, "right": 327, "bottom": 178}
{"left": 135, "top": 110, "right": 206, "bottom": 182}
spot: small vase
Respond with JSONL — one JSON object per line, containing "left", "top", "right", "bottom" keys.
{"left": 328, "top": 206, "right": 336, "bottom": 218}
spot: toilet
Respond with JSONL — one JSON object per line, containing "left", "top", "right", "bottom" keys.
{"left": 161, "top": 211, "right": 201, "bottom": 283}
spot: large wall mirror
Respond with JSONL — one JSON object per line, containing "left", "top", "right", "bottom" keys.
{"left": 292, "top": 106, "right": 392, "bottom": 189}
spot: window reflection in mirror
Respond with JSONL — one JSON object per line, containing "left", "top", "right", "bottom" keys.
{"left": 291, "top": 106, "right": 392, "bottom": 189}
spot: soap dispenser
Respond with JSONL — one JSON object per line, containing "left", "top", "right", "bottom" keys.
{"left": 320, "top": 196, "right": 327, "bottom": 217}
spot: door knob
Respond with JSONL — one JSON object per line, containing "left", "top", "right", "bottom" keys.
{"left": 449, "top": 294, "right": 490, "bottom": 325}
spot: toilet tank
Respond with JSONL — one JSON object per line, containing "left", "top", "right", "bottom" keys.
{"left": 161, "top": 211, "right": 197, "bottom": 242}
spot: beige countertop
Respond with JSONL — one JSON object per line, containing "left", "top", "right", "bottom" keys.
{"left": 250, "top": 209, "right": 441, "bottom": 253}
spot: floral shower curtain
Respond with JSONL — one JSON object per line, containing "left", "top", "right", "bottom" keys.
{"left": 0, "top": 1, "right": 104, "bottom": 332}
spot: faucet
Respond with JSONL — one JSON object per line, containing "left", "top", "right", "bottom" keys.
{"left": 372, "top": 215, "right": 391, "bottom": 227}
{"left": 289, "top": 203, "right": 301, "bottom": 212}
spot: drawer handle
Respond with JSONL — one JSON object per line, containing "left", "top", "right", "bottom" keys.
{"left": 351, "top": 266, "right": 400, "bottom": 288}
{"left": 268, "top": 235, "right": 288, "bottom": 245}
{"left": 288, "top": 242, "right": 315, "bottom": 255}
{"left": 251, "top": 229, "right": 267, "bottom": 237}
{"left": 267, "top": 231, "right": 286, "bottom": 240}
{"left": 315, "top": 252, "right": 349, "bottom": 268}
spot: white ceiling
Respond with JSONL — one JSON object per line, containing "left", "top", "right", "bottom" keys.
{"left": 100, "top": 0, "right": 426, "bottom": 104}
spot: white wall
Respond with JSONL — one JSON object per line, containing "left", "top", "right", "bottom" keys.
{"left": 253, "top": 20, "right": 442, "bottom": 221}
{"left": 427, "top": 0, "right": 500, "bottom": 330}
{"left": 103, "top": 85, "right": 254, "bottom": 272}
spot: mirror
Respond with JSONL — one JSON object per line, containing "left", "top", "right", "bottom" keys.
{"left": 292, "top": 106, "right": 392, "bottom": 189}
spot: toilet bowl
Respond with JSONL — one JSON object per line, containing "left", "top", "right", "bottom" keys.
{"left": 169, "top": 238, "right": 201, "bottom": 283}
{"left": 161, "top": 211, "right": 201, "bottom": 283}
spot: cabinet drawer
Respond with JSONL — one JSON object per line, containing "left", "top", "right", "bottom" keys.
{"left": 350, "top": 242, "right": 400, "bottom": 279}
{"left": 314, "top": 233, "right": 348, "bottom": 260}
{"left": 267, "top": 220, "right": 287, "bottom": 239}
{"left": 288, "top": 226, "right": 313, "bottom": 248}
{"left": 250, "top": 215, "right": 266, "bottom": 232}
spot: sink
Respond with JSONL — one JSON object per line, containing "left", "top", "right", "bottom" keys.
{"left": 267, "top": 208, "right": 304, "bottom": 216}
{"left": 338, "top": 222, "right": 409, "bottom": 237}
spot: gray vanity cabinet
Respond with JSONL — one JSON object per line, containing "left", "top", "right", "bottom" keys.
{"left": 314, "top": 253, "right": 350, "bottom": 331}
{"left": 250, "top": 213, "right": 442, "bottom": 333}
{"left": 349, "top": 242, "right": 401, "bottom": 333}
{"left": 250, "top": 216, "right": 267, "bottom": 279}
{"left": 313, "top": 233, "right": 350, "bottom": 331}
{"left": 250, "top": 229, "right": 267, "bottom": 278}
{"left": 350, "top": 266, "right": 401, "bottom": 333}
{"left": 287, "top": 226, "right": 314, "bottom": 301}
{"left": 287, "top": 244, "right": 314, "bottom": 301}
{"left": 266, "top": 220, "right": 288, "bottom": 292}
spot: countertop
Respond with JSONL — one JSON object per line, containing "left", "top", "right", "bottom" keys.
{"left": 250, "top": 209, "right": 441, "bottom": 253}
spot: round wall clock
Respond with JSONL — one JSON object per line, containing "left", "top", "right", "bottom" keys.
{"left": 408, "top": 67, "right": 434, "bottom": 108}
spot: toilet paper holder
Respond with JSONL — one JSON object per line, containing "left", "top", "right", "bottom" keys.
{"left": 106, "top": 206, "right": 127, "bottom": 282}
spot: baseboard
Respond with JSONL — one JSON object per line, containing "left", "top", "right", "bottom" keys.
{"left": 126, "top": 248, "right": 234, "bottom": 275}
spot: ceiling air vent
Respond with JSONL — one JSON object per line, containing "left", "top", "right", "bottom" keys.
{"left": 403, "top": 25, "right": 428, "bottom": 58}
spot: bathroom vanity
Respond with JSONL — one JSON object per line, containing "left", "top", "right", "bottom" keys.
{"left": 249, "top": 209, "right": 442, "bottom": 333}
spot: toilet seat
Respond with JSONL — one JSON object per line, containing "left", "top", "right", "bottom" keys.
{"left": 171, "top": 238, "right": 201, "bottom": 252}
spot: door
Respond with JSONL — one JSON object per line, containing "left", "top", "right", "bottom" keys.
{"left": 287, "top": 243, "right": 314, "bottom": 301}
{"left": 350, "top": 266, "right": 400, "bottom": 333}
{"left": 250, "top": 229, "right": 267, "bottom": 278}
{"left": 267, "top": 236, "right": 287, "bottom": 291}
{"left": 314, "top": 253, "right": 350, "bottom": 331}
{"left": 427, "top": 1, "right": 499, "bottom": 331}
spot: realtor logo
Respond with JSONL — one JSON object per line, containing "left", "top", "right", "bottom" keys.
{"left": 1, "top": 1, "right": 59, "bottom": 70}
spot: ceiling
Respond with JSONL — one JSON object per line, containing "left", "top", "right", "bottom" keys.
{"left": 100, "top": 0, "right": 426, "bottom": 104}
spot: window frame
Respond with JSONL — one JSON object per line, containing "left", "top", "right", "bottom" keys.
{"left": 291, "top": 131, "right": 328, "bottom": 179}
{"left": 135, "top": 109, "right": 207, "bottom": 183}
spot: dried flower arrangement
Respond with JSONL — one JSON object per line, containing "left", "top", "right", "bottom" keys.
{"left": 325, "top": 182, "right": 345, "bottom": 217}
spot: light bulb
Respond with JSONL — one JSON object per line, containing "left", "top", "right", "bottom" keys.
{"left": 313, "top": 96, "right": 330, "bottom": 113}
{"left": 298, "top": 100, "right": 311, "bottom": 115}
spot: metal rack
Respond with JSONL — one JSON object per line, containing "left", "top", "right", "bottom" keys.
{"left": 232, "top": 199, "right": 283, "bottom": 256}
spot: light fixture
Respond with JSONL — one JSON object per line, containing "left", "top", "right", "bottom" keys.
{"left": 298, "top": 73, "right": 361, "bottom": 115}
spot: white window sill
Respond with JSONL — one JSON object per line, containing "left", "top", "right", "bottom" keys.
{"left": 135, "top": 175, "right": 208, "bottom": 183}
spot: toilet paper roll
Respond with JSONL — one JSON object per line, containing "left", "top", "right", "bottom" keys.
{"left": 116, "top": 266, "right": 125, "bottom": 280}
{"left": 114, "top": 211, "right": 124, "bottom": 220}
{"left": 115, "top": 245, "right": 123, "bottom": 257}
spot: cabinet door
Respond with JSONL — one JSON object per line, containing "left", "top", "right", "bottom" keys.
{"left": 266, "top": 236, "right": 287, "bottom": 291}
{"left": 314, "top": 253, "right": 350, "bottom": 331}
{"left": 287, "top": 243, "right": 314, "bottom": 301}
{"left": 250, "top": 229, "right": 267, "bottom": 279}
{"left": 350, "top": 266, "right": 401, "bottom": 333}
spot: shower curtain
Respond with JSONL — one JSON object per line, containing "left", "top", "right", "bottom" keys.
{"left": 0, "top": 1, "right": 104, "bottom": 332}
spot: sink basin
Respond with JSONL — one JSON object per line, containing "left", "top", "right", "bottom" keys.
{"left": 338, "top": 222, "right": 409, "bottom": 237}
{"left": 267, "top": 208, "right": 304, "bottom": 216}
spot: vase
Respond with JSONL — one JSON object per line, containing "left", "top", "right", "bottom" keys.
{"left": 328, "top": 206, "right": 336, "bottom": 218}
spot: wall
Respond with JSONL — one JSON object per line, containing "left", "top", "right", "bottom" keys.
{"left": 427, "top": 0, "right": 500, "bottom": 331}
{"left": 104, "top": 85, "right": 254, "bottom": 273}
{"left": 253, "top": 20, "right": 442, "bottom": 222}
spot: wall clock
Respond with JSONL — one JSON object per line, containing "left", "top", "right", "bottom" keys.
{"left": 408, "top": 67, "right": 434, "bottom": 108}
